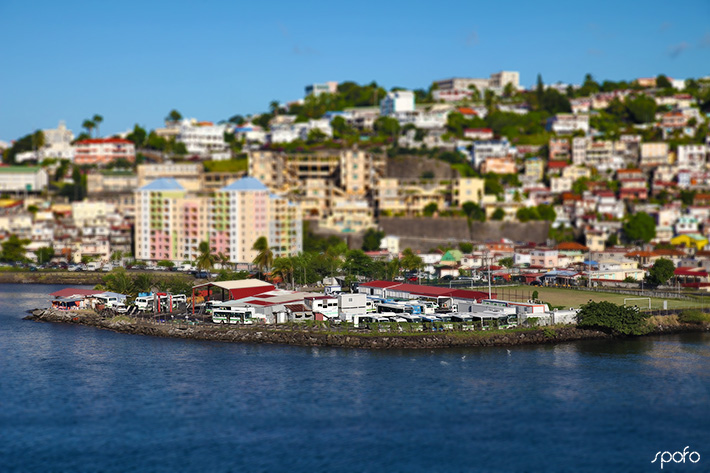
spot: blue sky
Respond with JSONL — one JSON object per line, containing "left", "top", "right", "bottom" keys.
{"left": 1, "top": 0, "right": 709, "bottom": 142}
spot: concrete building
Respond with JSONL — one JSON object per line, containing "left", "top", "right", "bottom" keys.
{"left": 176, "top": 120, "right": 230, "bottom": 161}
{"left": 74, "top": 138, "right": 136, "bottom": 166}
{"left": 137, "top": 163, "right": 203, "bottom": 191}
{"left": 676, "top": 144, "right": 708, "bottom": 169}
{"left": 547, "top": 114, "right": 590, "bottom": 135}
{"left": 15, "top": 121, "right": 75, "bottom": 163}
{"left": 87, "top": 170, "right": 138, "bottom": 195}
{"left": 380, "top": 90, "right": 415, "bottom": 116}
{"left": 640, "top": 142, "right": 670, "bottom": 167}
{"left": 135, "top": 177, "right": 301, "bottom": 264}
{"left": 0, "top": 166, "right": 49, "bottom": 193}
{"left": 305, "top": 81, "right": 338, "bottom": 97}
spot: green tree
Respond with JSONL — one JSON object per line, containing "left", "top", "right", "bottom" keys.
{"left": 373, "top": 116, "right": 400, "bottom": 140}
{"left": 252, "top": 236, "right": 273, "bottom": 279}
{"left": 400, "top": 248, "right": 423, "bottom": 273}
{"left": 195, "top": 241, "right": 216, "bottom": 271}
{"left": 82, "top": 119, "right": 95, "bottom": 137}
{"left": 646, "top": 258, "right": 675, "bottom": 286}
{"left": 516, "top": 207, "right": 541, "bottom": 222}
{"left": 656, "top": 75, "right": 672, "bottom": 89}
{"left": 306, "top": 128, "right": 327, "bottom": 144}
{"left": 462, "top": 201, "right": 486, "bottom": 222}
{"left": 97, "top": 268, "right": 134, "bottom": 296}
{"left": 577, "top": 301, "right": 650, "bottom": 335}
{"left": 342, "top": 249, "right": 372, "bottom": 277}
{"left": 606, "top": 233, "right": 619, "bottom": 247}
{"left": 458, "top": 242, "right": 473, "bottom": 253}
{"left": 271, "top": 256, "right": 295, "bottom": 289}
{"left": 132, "top": 273, "right": 153, "bottom": 294}
{"left": 422, "top": 202, "right": 438, "bottom": 217}
{"left": 491, "top": 208, "right": 505, "bottom": 221}
{"left": 622, "top": 212, "right": 656, "bottom": 243}
{"left": 536, "top": 204, "right": 557, "bottom": 222}
{"left": 157, "top": 260, "right": 175, "bottom": 269}
{"left": 1, "top": 235, "right": 30, "bottom": 262}
{"left": 625, "top": 95, "right": 657, "bottom": 124}
{"left": 34, "top": 246, "right": 55, "bottom": 265}
{"left": 126, "top": 124, "right": 147, "bottom": 147}
{"left": 362, "top": 228, "right": 385, "bottom": 252}
{"left": 92, "top": 114, "right": 103, "bottom": 137}
{"left": 166, "top": 109, "right": 182, "bottom": 122}
{"left": 499, "top": 257, "right": 514, "bottom": 268}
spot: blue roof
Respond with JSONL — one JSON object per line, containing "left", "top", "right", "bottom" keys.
{"left": 220, "top": 176, "right": 268, "bottom": 192}
{"left": 138, "top": 178, "right": 184, "bottom": 192}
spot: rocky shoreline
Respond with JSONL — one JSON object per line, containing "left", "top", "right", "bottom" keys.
{"left": 0, "top": 271, "right": 192, "bottom": 285}
{"left": 25, "top": 308, "right": 710, "bottom": 349}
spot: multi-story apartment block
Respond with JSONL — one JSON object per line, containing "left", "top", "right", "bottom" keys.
{"left": 323, "top": 198, "right": 374, "bottom": 233}
{"left": 524, "top": 157, "right": 544, "bottom": 181}
{"left": 248, "top": 149, "right": 385, "bottom": 195}
{"left": 640, "top": 142, "right": 670, "bottom": 167}
{"left": 455, "top": 178, "right": 485, "bottom": 206}
{"left": 176, "top": 120, "right": 230, "bottom": 161}
{"left": 135, "top": 177, "right": 301, "bottom": 264}
{"left": 489, "top": 71, "right": 520, "bottom": 90}
{"left": 380, "top": 90, "right": 415, "bottom": 116}
{"left": 549, "top": 138, "right": 570, "bottom": 160}
{"left": 74, "top": 138, "right": 135, "bottom": 165}
{"left": 676, "top": 144, "right": 708, "bottom": 169}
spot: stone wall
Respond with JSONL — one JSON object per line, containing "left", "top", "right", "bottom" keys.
{"left": 378, "top": 218, "right": 550, "bottom": 251}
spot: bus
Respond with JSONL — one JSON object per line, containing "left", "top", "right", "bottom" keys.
{"left": 211, "top": 303, "right": 263, "bottom": 325}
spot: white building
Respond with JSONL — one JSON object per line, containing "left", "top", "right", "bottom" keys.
{"left": 547, "top": 114, "right": 590, "bottom": 135}
{"left": 380, "top": 90, "right": 415, "bottom": 116}
{"left": 305, "top": 81, "right": 338, "bottom": 97}
{"left": 0, "top": 166, "right": 48, "bottom": 193}
{"left": 471, "top": 139, "right": 511, "bottom": 169}
{"left": 15, "top": 121, "right": 75, "bottom": 163}
{"left": 676, "top": 144, "right": 707, "bottom": 170}
{"left": 176, "top": 119, "right": 230, "bottom": 161}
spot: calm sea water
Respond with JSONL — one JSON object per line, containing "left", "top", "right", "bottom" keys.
{"left": 1, "top": 283, "right": 709, "bottom": 472}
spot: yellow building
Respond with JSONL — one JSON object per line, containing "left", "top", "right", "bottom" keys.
{"left": 670, "top": 234, "right": 708, "bottom": 251}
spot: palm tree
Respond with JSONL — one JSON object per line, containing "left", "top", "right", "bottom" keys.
{"left": 217, "top": 252, "right": 231, "bottom": 270}
{"left": 272, "top": 256, "right": 295, "bottom": 289}
{"left": 252, "top": 237, "right": 273, "bottom": 280}
{"left": 195, "top": 241, "right": 216, "bottom": 272}
{"left": 269, "top": 100, "right": 280, "bottom": 117}
{"left": 92, "top": 114, "right": 103, "bottom": 137}
{"left": 82, "top": 119, "right": 95, "bottom": 137}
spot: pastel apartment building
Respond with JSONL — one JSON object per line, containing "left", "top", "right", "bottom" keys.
{"left": 74, "top": 138, "right": 136, "bottom": 165}
{"left": 134, "top": 177, "right": 301, "bottom": 264}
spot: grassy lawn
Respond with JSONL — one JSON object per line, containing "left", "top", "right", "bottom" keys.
{"left": 496, "top": 286, "right": 702, "bottom": 311}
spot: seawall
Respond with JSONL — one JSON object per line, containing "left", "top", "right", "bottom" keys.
{"left": 25, "top": 309, "right": 710, "bottom": 350}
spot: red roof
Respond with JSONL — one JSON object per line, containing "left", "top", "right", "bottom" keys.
{"left": 674, "top": 267, "right": 709, "bottom": 277}
{"left": 447, "top": 289, "right": 493, "bottom": 301}
{"left": 228, "top": 285, "right": 275, "bottom": 300}
{"left": 548, "top": 161, "right": 568, "bottom": 169}
{"left": 50, "top": 288, "right": 105, "bottom": 298}
{"left": 457, "top": 107, "right": 477, "bottom": 115}
{"left": 555, "top": 242, "right": 589, "bottom": 251}
{"left": 360, "top": 281, "right": 402, "bottom": 289}
{"left": 75, "top": 138, "right": 133, "bottom": 145}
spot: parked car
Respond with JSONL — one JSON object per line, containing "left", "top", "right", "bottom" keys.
{"left": 529, "top": 280, "right": 542, "bottom": 286}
